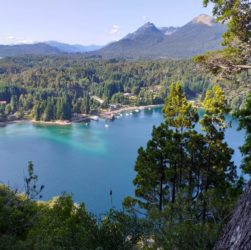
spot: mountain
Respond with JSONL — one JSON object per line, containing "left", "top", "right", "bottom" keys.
{"left": 95, "top": 22, "right": 165, "bottom": 59}
{"left": 95, "top": 14, "right": 227, "bottom": 59}
{"left": 46, "top": 41, "right": 103, "bottom": 53}
{"left": 124, "top": 22, "right": 165, "bottom": 41}
{"left": 0, "top": 42, "right": 104, "bottom": 57}
{"left": 152, "top": 14, "right": 226, "bottom": 58}
{"left": 94, "top": 22, "right": 165, "bottom": 58}
{"left": 0, "top": 43, "right": 61, "bottom": 57}
{"left": 0, "top": 14, "right": 226, "bottom": 59}
{"left": 159, "top": 26, "right": 179, "bottom": 35}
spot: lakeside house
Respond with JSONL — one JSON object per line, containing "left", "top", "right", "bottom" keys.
{"left": 72, "top": 113, "right": 90, "bottom": 123}
{"left": 0, "top": 101, "right": 7, "bottom": 105}
{"left": 123, "top": 92, "right": 134, "bottom": 97}
{"left": 109, "top": 104, "right": 122, "bottom": 111}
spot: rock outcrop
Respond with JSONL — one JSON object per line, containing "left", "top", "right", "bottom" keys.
{"left": 214, "top": 181, "right": 251, "bottom": 250}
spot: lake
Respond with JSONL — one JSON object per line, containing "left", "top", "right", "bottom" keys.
{"left": 0, "top": 108, "right": 246, "bottom": 214}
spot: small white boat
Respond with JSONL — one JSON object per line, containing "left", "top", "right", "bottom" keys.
{"left": 125, "top": 113, "right": 129, "bottom": 116}
{"left": 135, "top": 109, "right": 140, "bottom": 112}
{"left": 90, "top": 115, "right": 99, "bottom": 121}
{"left": 129, "top": 112, "right": 133, "bottom": 115}
{"left": 105, "top": 124, "right": 109, "bottom": 128}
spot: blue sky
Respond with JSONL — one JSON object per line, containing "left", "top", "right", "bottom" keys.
{"left": 0, "top": 0, "right": 213, "bottom": 45}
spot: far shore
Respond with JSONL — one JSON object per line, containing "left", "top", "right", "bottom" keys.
{"left": 0, "top": 104, "right": 164, "bottom": 127}
{"left": 32, "top": 119, "right": 72, "bottom": 126}
{"left": 101, "top": 104, "right": 163, "bottom": 117}
{"left": 0, "top": 119, "right": 29, "bottom": 127}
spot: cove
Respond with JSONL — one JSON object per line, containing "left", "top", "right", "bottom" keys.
{"left": 0, "top": 108, "right": 245, "bottom": 214}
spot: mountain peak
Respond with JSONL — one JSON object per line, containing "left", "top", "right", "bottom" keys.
{"left": 89, "top": 14, "right": 226, "bottom": 59}
{"left": 136, "top": 22, "right": 159, "bottom": 33}
{"left": 192, "top": 14, "right": 215, "bottom": 26}
{"left": 124, "top": 22, "right": 163, "bottom": 41}
{"left": 141, "top": 22, "right": 156, "bottom": 29}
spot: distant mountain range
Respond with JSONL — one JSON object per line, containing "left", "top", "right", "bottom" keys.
{"left": 45, "top": 41, "right": 104, "bottom": 53}
{"left": 0, "top": 42, "right": 103, "bottom": 57}
{"left": 0, "top": 43, "right": 61, "bottom": 57}
{"left": 95, "top": 14, "right": 227, "bottom": 59}
{"left": 0, "top": 14, "right": 226, "bottom": 59}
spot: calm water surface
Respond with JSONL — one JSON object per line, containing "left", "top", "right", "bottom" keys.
{"left": 0, "top": 108, "right": 245, "bottom": 213}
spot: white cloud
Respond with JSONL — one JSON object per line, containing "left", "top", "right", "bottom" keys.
{"left": 110, "top": 25, "right": 121, "bottom": 35}
{"left": 0, "top": 36, "right": 34, "bottom": 45}
{"left": 142, "top": 16, "right": 147, "bottom": 21}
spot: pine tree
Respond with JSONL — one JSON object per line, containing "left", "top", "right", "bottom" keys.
{"left": 163, "top": 82, "right": 199, "bottom": 186}
{"left": 133, "top": 124, "right": 178, "bottom": 211}
{"left": 163, "top": 82, "right": 198, "bottom": 132}
{"left": 199, "top": 85, "right": 237, "bottom": 222}
{"left": 81, "top": 93, "right": 90, "bottom": 114}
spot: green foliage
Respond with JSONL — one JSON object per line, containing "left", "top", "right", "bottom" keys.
{"left": 81, "top": 93, "right": 90, "bottom": 114}
{"left": 0, "top": 185, "right": 37, "bottom": 249}
{"left": 235, "top": 96, "right": 251, "bottom": 175}
{"left": 200, "top": 85, "right": 229, "bottom": 133}
{"left": 97, "top": 209, "right": 149, "bottom": 250}
{"left": 27, "top": 195, "right": 98, "bottom": 250}
{"left": 0, "top": 186, "right": 150, "bottom": 250}
{"left": 163, "top": 82, "right": 199, "bottom": 131}
{"left": 110, "top": 92, "right": 129, "bottom": 105}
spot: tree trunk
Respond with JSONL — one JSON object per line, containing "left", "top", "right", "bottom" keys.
{"left": 172, "top": 162, "right": 177, "bottom": 203}
{"left": 159, "top": 172, "right": 163, "bottom": 211}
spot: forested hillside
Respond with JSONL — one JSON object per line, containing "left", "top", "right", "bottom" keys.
{"left": 0, "top": 56, "right": 249, "bottom": 122}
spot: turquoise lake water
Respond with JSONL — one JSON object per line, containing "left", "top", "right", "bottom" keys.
{"left": 0, "top": 108, "right": 246, "bottom": 214}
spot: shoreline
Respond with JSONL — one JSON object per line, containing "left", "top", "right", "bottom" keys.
{"left": 0, "top": 104, "right": 164, "bottom": 127}
{"left": 0, "top": 119, "right": 29, "bottom": 127}
{"left": 100, "top": 104, "right": 163, "bottom": 119}
{"left": 32, "top": 120, "right": 72, "bottom": 126}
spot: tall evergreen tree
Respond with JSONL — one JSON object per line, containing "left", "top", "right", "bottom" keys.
{"left": 163, "top": 82, "right": 199, "bottom": 186}
{"left": 81, "top": 93, "right": 90, "bottom": 114}
{"left": 133, "top": 124, "right": 178, "bottom": 212}
{"left": 199, "top": 85, "right": 237, "bottom": 222}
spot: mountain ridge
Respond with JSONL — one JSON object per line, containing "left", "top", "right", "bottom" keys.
{"left": 0, "top": 14, "right": 226, "bottom": 59}
{"left": 45, "top": 41, "right": 104, "bottom": 53}
{"left": 0, "top": 43, "right": 61, "bottom": 57}
{"left": 94, "top": 14, "right": 227, "bottom": 59}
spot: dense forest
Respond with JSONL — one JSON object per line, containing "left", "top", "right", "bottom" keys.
{"left": 0, "top": 56, "right": 249, "bottom": 122}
